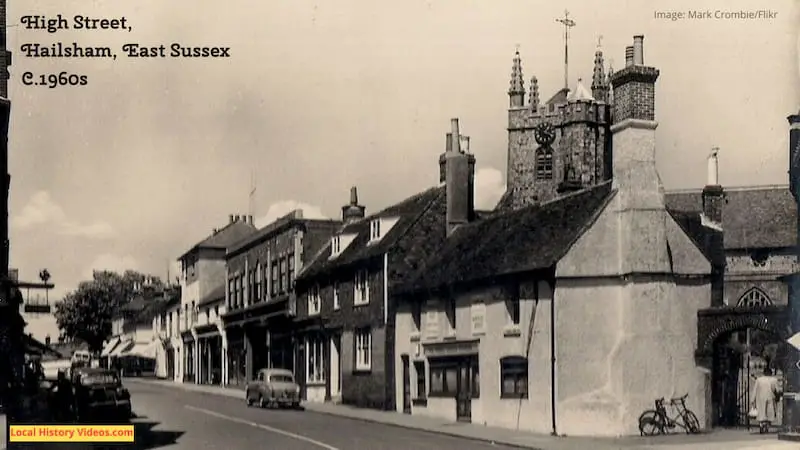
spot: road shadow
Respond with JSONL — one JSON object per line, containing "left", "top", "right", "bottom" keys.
{"left": 129, "top": 420, "right": 184, "bottom": 449}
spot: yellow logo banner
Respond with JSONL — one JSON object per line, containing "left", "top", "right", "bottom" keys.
{"left": 9, "top": 425, "right": 135, "bottom": 442}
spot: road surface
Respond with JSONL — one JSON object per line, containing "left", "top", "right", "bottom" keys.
{"left": 117, "top": 381, "right": 519, "bottom": 449}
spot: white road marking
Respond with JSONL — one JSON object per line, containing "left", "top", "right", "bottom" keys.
{"left": 184, "top": 405, "right": 340, "bottom": 450}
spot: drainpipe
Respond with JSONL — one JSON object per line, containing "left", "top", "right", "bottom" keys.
{"left": 550, "top": 277, "right": 558, "bottom": 436}
{"left": 383, "top": 253, "right": 389, "bottom": 326}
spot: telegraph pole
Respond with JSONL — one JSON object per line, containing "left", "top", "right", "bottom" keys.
{"left": 555, "top": 10, "right": 576, "bottom": 91}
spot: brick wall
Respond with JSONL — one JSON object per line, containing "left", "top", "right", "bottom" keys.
{"left": 610, "top": 66, "right": 659, "bottom": 123}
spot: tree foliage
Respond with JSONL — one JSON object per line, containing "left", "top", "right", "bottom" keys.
{"left": 54, "top": 270, "right": 163, "bottom": 352}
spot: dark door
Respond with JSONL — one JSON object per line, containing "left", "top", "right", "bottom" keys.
{"left": 402, "top": 355, "right": 411, "bottom": 414}
{"left": 456, "top": 361, "right": 472, "bottom": 422}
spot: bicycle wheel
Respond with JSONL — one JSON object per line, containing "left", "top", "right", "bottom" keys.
{"left": 682, "top": 410, "right": 701, "bottom": 434}
{"left": 638, "top": 410, "right": 664, "bottom": 436}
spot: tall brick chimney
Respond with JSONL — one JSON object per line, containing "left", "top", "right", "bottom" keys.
{"left": 701, "top": 148, "right": 725, "bottom": 307}
{"left": 439, "top": 118, "right": 475, "bottom": 235}
{"left": 610, "top": 35, "right": 669, "bottom": 273}
{"left": 341, "top": 186, "right": 366, "bottom": 224}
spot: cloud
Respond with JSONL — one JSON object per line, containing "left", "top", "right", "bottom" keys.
{"left": 12, "top": 191, "right": 116, "bottom": 239}
{"left": 83, "top": 254, "right": 139, "bottom": 280}
{"left": 474, "top": 167, "right": 506, "bottom": 210}
{"left": 256, "top": 200, "right": 328, "bottom": 228}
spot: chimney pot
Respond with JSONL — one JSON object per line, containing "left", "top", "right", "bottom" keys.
{"left": 625, "top": 46, "right": 634, "bottom": 67}
{"left": 707, "top": 148, "right": 720, "bottom": 186}
{"left": 229, "top": 214, "right": 234, "bottom": 223}
{"left": 633, "top": 35, "right": 644, "bottom": 65}
{"left": 248, "top": 215, "right": 253, "bottom": 224}
{"left": 350, "top": 186, "right": 358, "bottom": 205}
{"left": 450, "top": 119, "right": 461, "bottom": 152}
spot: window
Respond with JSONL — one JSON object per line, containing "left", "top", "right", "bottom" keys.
{"left": 287, "top": 254, "right": 295, "bottom": 288}
{"left": 536, "top": 147, "right": 553, "bottom": 180}
{"left": 370, "top": 219, "right": 381, "bottom": 241}
{"left": 262, "top": 264, "right": 269, "bottom": 301}
{"left": 507, "top": 286, "right": 521, "bottom": 326}
{"left": 214, "top": 305, "right": 219, "bottom": 318}
{"left": 500, "top": 356, "right": 528, "bottom": 398}
{"left": 239, "top": 275, "right": 245, "bottom": 305}
{"left": 228, "top": 279, "right": 234, "bottom": 309}
{"left": 429, "top": 360, "right": 458, "bottom": 396}
{"left": 446, "top": 298, "right": 456, "bottom": 331}
{"left": 333, "top": 282, "right": 340, "bottom": 310}
{"left": 308, "top": 285, "right": 321, "bottom": 316}
{"left": 306, "top": 336, "right": 325, "bottom": 384}
{"left": 247, "top": 270, "right": 254, "bottom": 304}
{"left": 257, "top": 371, "right": 265, "bottom": 382}
{"left": 354, "top": 328, "right": 372, "bottom": 371}
{"left": 331, "top": 236, "right": 341, "bottom": 255}
{"left": 737, "top": 287, "right": 772, "bottom": 308}
{"left": 271, "top": 261, "right": 278, "bottom": 296}
{"left": 279, "top": 258, "right": 287, "bottom": 294}
{"left": 255, "top": 262, "right": 262, "bottom": 301}
{"left": 414, "top": 361, "right": 426, "bottom": 400}
{"left": 354, "top": 270, "right": 370, "bottom": 305}
{"left": 191, "top": 301, "right": 197, "bottom": 323}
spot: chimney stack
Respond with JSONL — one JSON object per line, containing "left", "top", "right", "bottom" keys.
{"left": 440, "top": 118, "right": 476, "bottom": 235}
{"left": 701, "top": 148, "right": 725, "bottom": 306}
{"left": 248, "top": 215, "right": 253, "bottom": 225}
{"left": 341, "top": 186, "right": 366, "bottom": 224}
{"left": 609, "top": 35, "right": 670, "bottom": 273}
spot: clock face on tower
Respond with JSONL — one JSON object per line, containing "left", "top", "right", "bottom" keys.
{"left": 534, "top": 122, "right": 556, "bottom": 146}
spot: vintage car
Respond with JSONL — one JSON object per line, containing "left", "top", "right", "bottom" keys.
{"left": 245, "top": 368, "right": 301, "bottom": 409}
{"left": 72, "top": 367, "right": 132, "bottom": 422}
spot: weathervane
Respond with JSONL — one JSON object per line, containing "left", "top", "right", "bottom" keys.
{"left": 556, "top": 10, "right": 576, "bottom": 90}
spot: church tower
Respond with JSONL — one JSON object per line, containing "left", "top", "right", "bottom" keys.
{"left": 501, "top": 44, "right": 612, "bottom": 210}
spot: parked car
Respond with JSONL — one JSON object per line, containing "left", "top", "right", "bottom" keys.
{"left": 245, "top": 368, "right": 301, "bottom": 409}
{"left": 72, "top": 367, "right": 132, "bottom": 422}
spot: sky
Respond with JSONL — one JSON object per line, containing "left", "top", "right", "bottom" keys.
{"left": 7, "top": 0, "right": 799, "bottom": 340}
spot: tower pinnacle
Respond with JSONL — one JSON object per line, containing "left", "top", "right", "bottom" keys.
{"left": 508, "top": 48, "right": 525, "bottom": 108}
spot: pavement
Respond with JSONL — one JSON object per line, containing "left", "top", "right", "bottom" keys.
{"left": 1, "top": 379, "right": 796, "bottom": 449}
{"left": 120, "top": 378, "right": 795, "bottom": 450}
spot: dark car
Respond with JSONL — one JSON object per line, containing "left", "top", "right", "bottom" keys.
{"left": 72, "top": 367, "right": 132, "bottom": 422}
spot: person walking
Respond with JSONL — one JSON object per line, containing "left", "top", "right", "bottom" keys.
{"left": 752, "top": 367, "right": 782, "bottom": 433}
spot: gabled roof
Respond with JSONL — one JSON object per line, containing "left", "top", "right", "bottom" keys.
{"left": 296, "top": 186, "right": 445, "bottom": 281}
{"left": 401, "top": 181, "right": 615, "bottom": 294}
{"left": 546, "top": 87, "right": 570, "bottom": 105}
{"left": 178, "top": 220, "right": 257, "bottom": 261}
{"left": 664, "top": 185, "right": 796, "bottom": 250}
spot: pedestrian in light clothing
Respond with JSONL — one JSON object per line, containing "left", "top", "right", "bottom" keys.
{"left": 752, "top": 367, "right": 781, "bottom": 434}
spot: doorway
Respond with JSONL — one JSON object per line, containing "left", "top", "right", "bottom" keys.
{"left": 330, "top": 334, "right": 342, "bottom": 399}
{"left": 401, "top": 355, "right": 411, "bottom": 414}
{"left": 456, "top": 362, "right": 472, "bottom": 422}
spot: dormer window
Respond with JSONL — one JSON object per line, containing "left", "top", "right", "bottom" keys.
{"left": 370, "top": 219, "right": 381, "bottom": 241}
{"left": 308, "top": 285, "right": 321, "bottom": 316}
{"left": 331, "top": 236, "right": 342, "bottom": 255}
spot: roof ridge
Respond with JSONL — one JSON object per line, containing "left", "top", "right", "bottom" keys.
{"left": 666, "top": 184, "right": 789, "bottom": 194}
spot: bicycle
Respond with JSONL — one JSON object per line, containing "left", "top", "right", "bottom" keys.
{"left": 638, "top": 393, "right": 701, "bottom": 436}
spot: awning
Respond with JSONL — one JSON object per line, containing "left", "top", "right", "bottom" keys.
{"left": 110, "top": 340, "right": 133, "bottom": 357}
{"left": 100, "top": 337, "right": 121, "bottom": 357}
{"left": 121, "top": 340, "right": 158, "bottom": 359}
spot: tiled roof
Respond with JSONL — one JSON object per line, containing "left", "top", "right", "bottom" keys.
{"left": 401, "top": 181, "right": 615, "bottom": 294}
{"left": 178, "top": 220, "right": 257, "bottom": 260}
{"left": 664, "top": 185, "right": 796, "bottom": 250}
{"left": 198, "top": 283, "right": 225, "bottom": 307}
{"left": 546, "top": 87, "right": 570, "bottom": 105}
{"left": 296, "top": 186, "right": 445, "bottom": 281}
{"left": 667, "top": 210, "right": 719, "bottom": 264}
{"left": 227, "top": 212, "right": 341, "bottom": 257}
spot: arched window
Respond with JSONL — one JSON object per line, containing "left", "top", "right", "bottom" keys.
{"left": 737, "top": 288, "right": 772, "bottom": 308}
{"left": 535, "top": 148, "right": 553, "bottom": 180}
